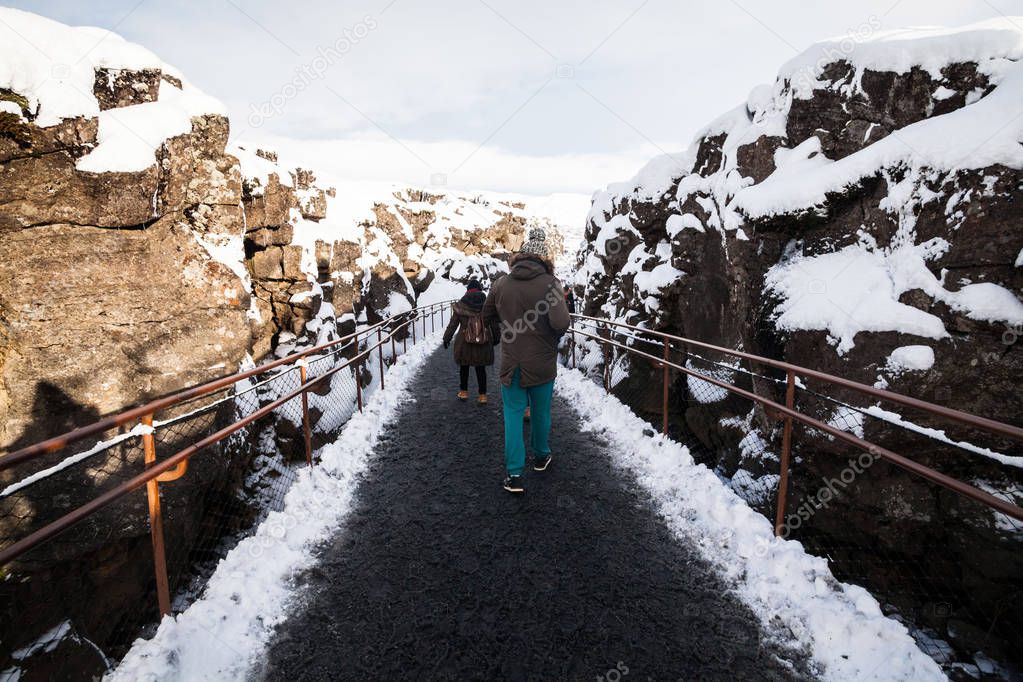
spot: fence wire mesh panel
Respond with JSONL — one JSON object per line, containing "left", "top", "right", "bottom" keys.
{"left": 783, "top": 383, "right": 1023, "bottom": 675}
{"left": 0, "top": 427, "right": 150, "bottom": 679}
{"left": 566, "top": 318, "right": 1023, "bottom": 678}
{"left": 0, "top": 304, "right": 447, "bottom": 681}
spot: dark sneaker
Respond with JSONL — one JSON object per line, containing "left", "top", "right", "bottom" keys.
{"left": 503, "top": 475, "right": 524, "bottom": 493}
{"left": 533, "top": 454, "right": 552, "bottom": 471}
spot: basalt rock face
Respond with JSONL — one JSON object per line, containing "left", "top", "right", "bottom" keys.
{"left": 0, "top": 97, "right": 250, "bottom": 453}
{"left": 576, "top": 25, "right": 1023, "bottom": 673}
{"left": 0, "top": 53, "right": 258, "bottom": 677}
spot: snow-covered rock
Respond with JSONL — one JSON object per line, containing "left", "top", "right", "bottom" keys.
{"left": 574, "top": 17, "right": 1023, "bottom": 673}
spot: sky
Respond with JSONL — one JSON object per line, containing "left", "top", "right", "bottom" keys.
{"left": 5, "top": 0, "right": 1020, "bottom": 195}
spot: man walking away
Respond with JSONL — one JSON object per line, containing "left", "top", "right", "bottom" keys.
{"left": 482, "top": 228, "right": 570, "bottom": 493}
{"left": 443, "top": 279, "right": 497, "bottom": 404}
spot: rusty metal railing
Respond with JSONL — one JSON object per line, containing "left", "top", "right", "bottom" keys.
{"left": 0, "top": 300, "right": 451, "bottom": 619}
{"left": 566, "top": 313, "right": 1023, "bottom": 528}
{"left": 566, "top": 312, "right": 1023, "bottom": 670}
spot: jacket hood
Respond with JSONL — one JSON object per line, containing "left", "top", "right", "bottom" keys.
{"left": 452, "top": 300, "right": 483, "bottom": 317}
{"left": 509, "top": 256, "right": 549, "bottom": 280}
{"left": 457, "top": 290, "right": 485, "bottom": 311}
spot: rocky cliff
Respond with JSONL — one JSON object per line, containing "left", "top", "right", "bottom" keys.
{"left": 574, "top": 18, "right": 1023, "bottom": 675}
{"left": 0, "top": 9, "right": 582, "bottom": 676}
{"left": 0, "top": 7, "right": 576, "bottom": 453}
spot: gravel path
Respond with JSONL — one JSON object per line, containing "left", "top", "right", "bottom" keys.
{"left": 253, "top": 348, "right": 813, "bottom": 681}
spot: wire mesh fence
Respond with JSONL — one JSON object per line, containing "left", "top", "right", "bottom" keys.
{"left": 0, "top": 304, "right": 448, "bottom": 681}
{"left": 565, "top": 318, "right": 1023, "bottom": 678}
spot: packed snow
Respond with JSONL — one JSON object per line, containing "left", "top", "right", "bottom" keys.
{"left": 0, "top": 8, "right": 224, "bottom": 174}
{"left": 764, "top": 236, "right": 1023, "bottom": 353}
{"left": 555, "top": 369, "right": 944, "bottom": 682}
{"left": 0, "top": 8, "right": 170, "bottom": 126}
{"left": 886, "top": 345, "right": 936, "bottom": 373}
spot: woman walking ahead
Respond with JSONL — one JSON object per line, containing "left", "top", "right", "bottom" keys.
{"left": 443, "top": 279, "right": 498, "bottom": 404}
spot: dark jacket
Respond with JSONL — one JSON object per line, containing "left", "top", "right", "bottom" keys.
{"left": 443, "top": 291, "right": 497, "bottom": 367}
{"left": 482, "top": 255, "right": 571, "bottom": 387}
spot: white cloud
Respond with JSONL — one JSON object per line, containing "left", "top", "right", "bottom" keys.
{"left": 237, "top": 131, "right": 656, "bottom": 195}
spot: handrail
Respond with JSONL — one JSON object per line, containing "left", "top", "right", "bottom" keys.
{"left": 571, "top": 326, "right": 1023, "bottom": 523}
{"left": 572, "top": 313, "right": 1023, "bottom": 443}
{"left": 0, "top": 300, "right": 451, "bottom": 568}
{"left": 0, "top": 302, "right": 449, "bottom": 472}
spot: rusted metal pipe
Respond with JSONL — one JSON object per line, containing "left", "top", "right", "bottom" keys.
{"left": 600, "top": 324, "right": 610, "bottom": 392}
{"left": 355, "top": 361, "right": 364, "bottom": 413}
{"left": 0, "top": 303, "right": 457, "bottom": 471}
{"left": 774, "top": 370, "right": 796, "bottom": 536}
{"left": 662, "top": 339, "right": 669, "bottom": 436}
{"left": 141, "top": 413, "right": 171, "bottom": 618}
{"left": 571, "top": 314, "right": 1023, "bottom": 443}
{"left": 377, "top": 328, "right": 385, "bottom": 391}
{"left": 0, "top": 317, "right": 428, "bottom": 568}
{"left": 0, "top": 314, "right": 410, "bottom": 470}
{"left": 299, "top": 362, "right": 313, "bottom": 467}
{"left": 570, "top": 327, "right": 1023, "bottom": 524}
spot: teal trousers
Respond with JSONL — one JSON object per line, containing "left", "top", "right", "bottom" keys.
{"left": 501, "top": 368, "right": 554, "bottom": 476}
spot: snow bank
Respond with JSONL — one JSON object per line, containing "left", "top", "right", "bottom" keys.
{"left": 764, "top": 237, "right": 1023, "bottom": 353}
{"left": 779, "top": 18, "right": 1023, "bottom": 98}
{"left": 0, "top": 8, "right": 224, "bottom": 173}
{"left": 555, "top": 370, "right": 943, "bottom": 682}
{"left": 736, "top": 57, "right": 1023, "bottom": 219}
{"left": 108, "top": 336, "right": 442, "bottom": 681}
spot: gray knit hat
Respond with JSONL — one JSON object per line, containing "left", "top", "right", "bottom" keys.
{"left": 521, "top": 226, "right": 548, "bottom": 258}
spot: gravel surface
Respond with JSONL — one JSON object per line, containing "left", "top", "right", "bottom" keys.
{"left": 253, "top": 349, "right": 814, "bottom": 681}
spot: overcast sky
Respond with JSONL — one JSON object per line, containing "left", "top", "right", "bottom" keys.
{"left": 7, "top": 0, "right": 1019, "bottom": 194}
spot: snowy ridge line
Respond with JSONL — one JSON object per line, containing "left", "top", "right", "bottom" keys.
{"left": 108, "top": 333, "right": 444, "bottom": 681}
{"left": 555, "top": 369, "right": 944, "bottom": 682}
{"left": 571, "top": 320, "right": 1021, "bottom": 467}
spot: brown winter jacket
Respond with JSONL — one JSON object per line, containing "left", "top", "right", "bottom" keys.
{"left": 443, "top": 292, "right": 497, "bottom": 367}
{"left": 482, "top": 255, "right": 571, "bottom": 387}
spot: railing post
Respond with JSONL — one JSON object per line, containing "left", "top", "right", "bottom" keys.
{"left": 570, "top": 329, "right": 577, "bottom": 369}
{"left": 412, "top": 311, "right": 417, "bottom": 345}
{"left": 431, "top": 307, "right": 436, "bottom": 334}
{"left": 423, "top": 308, "right": 427, "bottom": 337}
{"left": 391, "top": 322, "right": 397, "bottom": 359}
{"left": 141, "top": 413, "right": 171, "bottom": 618}
{"left": 774, "top": 369, "right": 796, "bottom": 537}
{"left": 662, "top": 338, "right": 670, "bottom": 436}
{"left": 355, "top": 360, "right": 364, "bottom": 412}
{"left": 600, "top": 324, "right": 610, "bottom": 392}
{"left": 377, "top": 327, "right": 385, "bottom": 390}
{"left": 299, "top": 360, "right": 313, "bottom": 467}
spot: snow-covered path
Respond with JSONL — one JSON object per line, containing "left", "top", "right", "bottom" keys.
{"left": 253, "top": 349, "right": 811, "bottom": 680}
{"left": 111, "top": 346, "right": 941, "bottom": 681}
